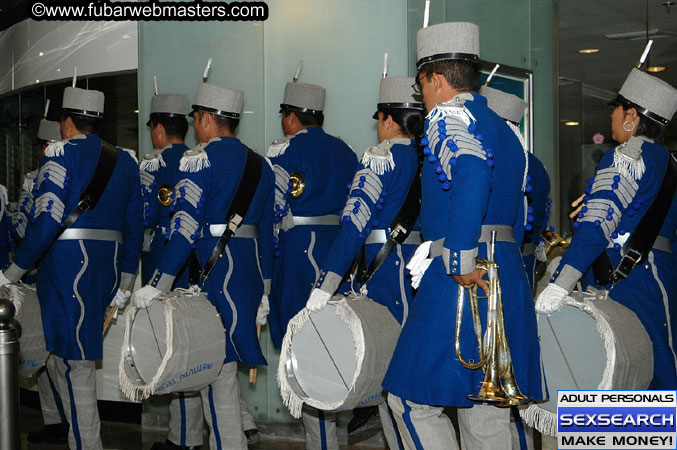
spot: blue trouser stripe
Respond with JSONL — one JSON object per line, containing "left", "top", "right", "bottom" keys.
{"left": 179, "top": 393, "right": 187, "bottom": 446}
{"left": 63, "top": 360, "right": 82, "bottom": 450}
{"left": 208, "top": 385, "right": 222, "bottom": 450}
{"left": 512, "top": 406, "right": 528, "bottom": 450}
{"left": 401, "top": 400, "right": 424, "bottom": 450}
{"left": 45, "top": 367, "right": 67, "bottom": 423}
{"left": 385, "top": 399, "right": 404, "bottom": 450}
{"left": 318, "top": 409, "right": 327, "bottom": 450}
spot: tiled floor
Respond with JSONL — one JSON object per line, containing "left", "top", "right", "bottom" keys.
{"left": 20, "top": 407, "right": 386, "bottom": 450}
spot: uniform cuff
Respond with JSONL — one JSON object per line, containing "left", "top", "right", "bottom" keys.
{"left": 263, "top": 278, "right": 271, "bottom": 296}
{"left": 119, "top": 272, "right": 136, "bottom": 292}
{"left": 4, "top": 263, "right": 27, "bottom": 283}
{"left": 318, "top": 271, "right": 342, "bottom": 295}
{"left": 443, "top": 247, "right": 477, "bottom": 275}
{"left": 553, "top": 264, "right": 582, "bottom": 294}
{"left": 149, "top": 269, "right": 176, "bottom": 293}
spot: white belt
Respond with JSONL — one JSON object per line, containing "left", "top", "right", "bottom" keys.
{"left": 58, "top": 228, "right": 124, "bottom": 242}
{"left": 521, "top": 242, "right": 535, "bottom": 256}
{"left": 365, "top": 230, "right": 423, "bottom": 245}
{"left": 292, "top": 215, "right": 340, "bottom": 226}
{"left": 429, "top": 225, "right": 515, "bottom": 258}
{"left": 208, "top": 224, "right": 257, "bottom": 239}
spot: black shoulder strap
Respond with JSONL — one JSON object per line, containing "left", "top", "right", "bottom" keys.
{"left": 593, "top": 155, "right": 677, "bottom": 285}
{"left": 197, "top": 147, "right": 263, "bottom": 285}
{"left": 55, "top": 140, "right": 119, "bottom": 239}
{"left": 355, "top": 161, "right": 422, "bottom": 284}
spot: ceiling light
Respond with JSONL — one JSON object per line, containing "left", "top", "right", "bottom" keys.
{"left": 577, "top": 49, "right": 599, "bottom": 54}
{"left": 39, "top": 51, "right": 44, "bottom": 56}
{"left": 648, "top": 66, "right": 667, "bottom": 73}
{"left": 134, "top": 109, "right": 139, "bottom": 113}
{"left": 122, "top": 34, "right": 131, "bottom": 39}
{"left": 57, "top": 68, "right": 61, "bottom": 72}
{"left": 35, "top": 79, "right": 40, "bottom": 83}
{"left": 564, "top": 121, "right": 579, "bottom": 126}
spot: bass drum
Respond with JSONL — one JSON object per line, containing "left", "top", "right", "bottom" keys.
{"left": 119, "top": 288, "right": 226, "bottom": 400}
{"left": 520, "top": 287, "right": 653, "bottom": 436}
{"left": 278, "top": 293, "right": 401, "bottom": 418}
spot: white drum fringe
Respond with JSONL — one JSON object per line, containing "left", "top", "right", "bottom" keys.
{"left": 118, "top": 301, "right": 175, "bottom": 401}
{"left": 6, "top": 282, "right": 28, "bottom": 314}
{"left": 519, "top": 287, "right": 635, "bottom": 436}
{"left": 277, "top": 297, "right": 366, "bottom": 418}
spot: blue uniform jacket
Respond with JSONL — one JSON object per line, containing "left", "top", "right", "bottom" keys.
{"left": 140, "top": 143, "right": 190, "bottom": 288}
{"left": 553, "top": 136, "right": 676, "bottom": 389}
{"left": 316, "top": 138, "right": 419, "bottom": 325}
{"left": 4, "top": 133, "right": 143, "bottom": 360}
{"left": 267, "top": 127, "right": 357, "bottom": 348}
{"left": 522, "top": 152, "right": 551, "bottom": 290}
{"left": 151, "top": 136, "right": 274, "bottom": 366}
{"left": 383, "top": 93, "right": 545, "bottom": 406}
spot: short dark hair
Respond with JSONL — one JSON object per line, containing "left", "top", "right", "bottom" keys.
{"left": 622, "top": 106, "right": 666, "bottom": 144}
{"left": 282, "top": 109, "right": 324, "bottom": 127}
{"left": 149, "top": 116, "right": 188, "bottom": 140}
{"left": 61, "top": 112, "right": 103, "bottom": 134}
{"left": 197, "top": 110, "right": 239, "bottom": 133}
{"left": 419, "top": 59, "right": 481, "bottom": 92}
{"left": 378, "top": 108, "right": 425, "bottom": 139}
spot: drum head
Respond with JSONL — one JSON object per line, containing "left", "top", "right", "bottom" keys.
{"left": 538, "top": 304, "right": 606, "bottom": 413}
{"left": 130, "top": 302, "right": 168, "bottom": 384}
{"left": 289, "top": 304, "right": 357, "bottom": 404}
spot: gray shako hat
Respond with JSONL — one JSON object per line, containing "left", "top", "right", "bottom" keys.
{"left": 416, "top": 22, "right": 480, "bottom": 70}
{"left": 190, "top": 82, "right": 244, "bottom": 119}
{"left": 62, "top": 87, "right": 105, "bottom": 118}
{"left": 279, "top": 82, "right": 325, "bottom": 116}
{"left": 610, "top": 68, "right": 677, "bottom": 126}
{"left": 480, "top": 86, "right": 527, "bottom": 124}
{"left": 372, "top": 77, "right": 424, "bottom": 119}
{"left": 147, "top": 94, "right": 189, "bottom": 126}
{"left": 37, "top": 119, "right": 62, "bottom": 142}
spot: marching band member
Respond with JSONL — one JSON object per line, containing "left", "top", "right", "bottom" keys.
{"left": 382, "top": 22, "right": 545, "bottom": 449}
{"left": 14, "top": 117, "right": 70, "bottom": 446}
{"left": 1, "top": 86, "right": 143, "bottom": 450}
{"left": 134, "top": 82, "right": 274, "bottom": 450}
{"left": 304, "top": 76, "right": 424, "bottom": 449}
{"left": 536, "top": 69, "right": 677, "bottom": 389}
{"left": 480, "top": 85, "right": 552, "bottom": 291}
{"left": 266, "top": 80, "right": 357, "bottom": 449}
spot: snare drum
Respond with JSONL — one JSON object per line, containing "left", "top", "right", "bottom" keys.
{"left": 520, "top": 288, "right": 653, "bottom": 436}
{"left": 119, "top": 288, "right": 226, "bottom": 400}
{"left": 278, "top": 293, "right": 401, "bottom": 418}
{"left": 11, "top": 284, "right": 50, "bottom": 378}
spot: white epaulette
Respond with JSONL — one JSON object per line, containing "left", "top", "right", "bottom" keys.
{"left": 613, "top": 136, "right": 645, "bottom": 181}
{"left": 267, "top": 138, "right": 290, "bottom": 158}
{"left": 23, "top": 170, "right": 38, "bottom": 193}
{"left": 179, "top": 143, "right": 210, "bottom": 173}
{"left": 361, "top": 141, "right": 396, "bottom": 175}
{"left": 44, "top": 134, "right": 86, "bottom": 158}
{"left": 431, "top": 97, "right": 475, "bottom": 127}
{"left": 122, "top": 148, "right": 139, "bottom": 164}
{"left": 139, "top": 150, "right": 167, "bottom": 173}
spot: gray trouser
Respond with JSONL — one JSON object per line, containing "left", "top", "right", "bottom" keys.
{"left": 510, "top": 406, "right": 534, "bottom": 450}
{"left": 200, "top": 362, "right": 247, "bottom": 450}
{"left": 388, "top": 394, "right": 510, "bottom": 450}
{"left": 37, "top": 355, "right": 66, "bottom": 426}
{"left": 302, "top": 399, "right": 403, "bottom": 450}
{"left": 52, "top": 357, "right": 103, "bottom": 450}
{"left": 168, "top": 371, "right": 257, "bottom": 447}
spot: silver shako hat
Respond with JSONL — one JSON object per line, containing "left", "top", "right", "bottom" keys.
{"left": 147, "top": 94, "right": 189, "bottom": 126}
{"left": 37, "top": 119, "right": 62, "bottom": 142}
{"left": 416, "top": 22, "right": 480, "bottom": 70}
{"left": 62, "top": 87, "right": 105, "bottom": 118}
{"left": 373, "top": 77, "right": 424, "bottom": 119}
{"left": 279, "top": 82, "right": 326, "bottom": 116}
{"left": 609, "top": 68, "right": 677, "bottom": 126}
{"left": 190, "top": 82, "right": 244, "bottom": 119}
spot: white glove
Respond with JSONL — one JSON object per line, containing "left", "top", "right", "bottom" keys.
{"left": 535, "top": 283, "right": 568, "bottom": 314}
{"left": 111, "top": 289, "right": 131, "bottom": 309}
{"left": 0, "top": 270, "right": 11, "bottom": 288}
{"left": 406, "top": 241, "right": 433, "bottom": 289}
{"left": 306, "top": 288, "right": 332, "bottom": 312}
{"left": 535, "top": 241, "right": 548, "bottom": 263}
{"left": 133, "top": 285, "right": 162, "bottom": 309}
{"left": 256, "top": 295, "right": 270, "bottom": 326}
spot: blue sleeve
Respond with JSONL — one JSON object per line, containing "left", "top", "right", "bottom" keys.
{"left": 151, "top": 150, "right": 212, "bottom": 290}
{"left": 258, "top": 161, "right": 275, "bottom": 295}
{"left": 140, "top": 164, "right": 161, "bottom": 230}
{"left": 433, "top": 114, "right": 490, "bottom": 275}
{"left": 8, "top": 147, "right": 71, "bottom": 279}
{"left": 119, "top": 154, "right": 144, "bottom": 285}
{"left": 553, "top": 148, "right": 640, "bottom": 292}
{"left": 318, "top": 163, "right": 393, "bottom": 293}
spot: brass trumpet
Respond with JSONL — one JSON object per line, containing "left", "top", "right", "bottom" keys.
{"left": 157, "top": 184, "right": 174, "bottom": 207}
{"left": 289, "top": 173, "right": 305, "bottom": 198}
{"left": 455, "top": 231, "right": 531, "bottom": 406}
{"left": 535, "top": 229, "right": 570, "bottom": 274}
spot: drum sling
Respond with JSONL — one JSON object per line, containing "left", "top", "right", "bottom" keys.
{"left": 188, "top": 147, "right": 262, "bottom": 285}
{"left": 349, "top": 161, "right": 422, "bottom": 285}
{"left": 593, "top": 156, "right": 677, "bottom": 285}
